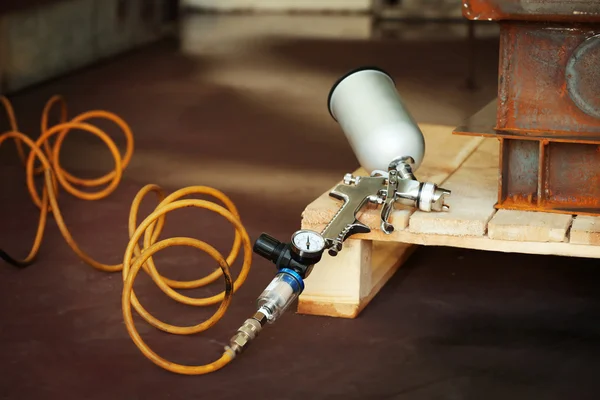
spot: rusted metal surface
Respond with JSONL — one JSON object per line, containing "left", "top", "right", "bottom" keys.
{"left": 454, "top": 1, "right": 600, "bottom": 216}
{"left": 456, "top": 102, "right": 600, "bottom": 215}
{"left": 463, "top": 0, "right": 600, "bottom": 22}
{"left": 497, "top": 137, "right": 600, "bottom": 215}
{"left": 566, "top": 34, "right": 600, "bottom": 120}
{"left": 498, "top": 22, "right": 600, "bottom": 135}
{"left": 546, "top": 142, "right": 600, "bottom": 211}
{"left": 454, "top": 101, "right": 600, "bottom": 143}
{"left": 500, "top": 139, "right": 539, "bottom": 204}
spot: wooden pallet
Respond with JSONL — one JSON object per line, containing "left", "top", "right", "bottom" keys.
{"left": 297, "top": 124, "right": 600, "bottom": 318}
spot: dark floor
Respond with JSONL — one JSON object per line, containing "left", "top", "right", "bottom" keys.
{"left": 1, "top": 14, "right": 600, "bottom": 400}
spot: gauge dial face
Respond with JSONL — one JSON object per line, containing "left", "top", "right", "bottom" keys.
{"left": 292, "top": 230, "right": 325, "bottom": 254}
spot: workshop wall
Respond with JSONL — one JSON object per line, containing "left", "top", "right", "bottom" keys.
{"left": 0, "top": 0, "right": 175, "bottom": 94}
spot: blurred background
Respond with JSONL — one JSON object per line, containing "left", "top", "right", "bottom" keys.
{"left": 0, "top": 0, "right": 501, "bottom": 204}
{"left": 0, "top": 0, "right": 499, "bottom": 120}
{"left": 4, "top": 2, "right": 599, "bottom": 400}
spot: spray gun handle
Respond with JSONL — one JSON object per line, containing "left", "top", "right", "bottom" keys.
{"left": 323, "top": 159, "right": 451, "bottom": 254}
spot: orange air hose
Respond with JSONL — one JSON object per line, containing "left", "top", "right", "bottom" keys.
{"left": 0, "top": 95, "right": 252, "bottom": 374}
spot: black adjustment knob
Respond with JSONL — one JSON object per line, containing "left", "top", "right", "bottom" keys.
{"left": 253, "top": 233, "right": 285, "bottom": 263}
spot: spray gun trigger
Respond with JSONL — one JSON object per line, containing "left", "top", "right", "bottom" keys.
{"left": 380, "top": 201, "right": 395, "bottom": 234}
{"left": 347, "top": 221, "right": 370, "bottom": 237}
{"left": 326, "top": 220, "right": 370, "bottom": 256}
{"left": 379, "top": 168, "right": 400, "bottom": 234}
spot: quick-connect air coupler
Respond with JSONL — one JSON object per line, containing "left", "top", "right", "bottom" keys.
{"left": 226, "top": 310, "right": 268, "bottom": 357}
{"left": 225, "top": 268, "right": 306, "bottom": 357}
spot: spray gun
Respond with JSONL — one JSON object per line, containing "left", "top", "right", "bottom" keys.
{"left": 225, "top": 67, "right": 451, "bottom": 357}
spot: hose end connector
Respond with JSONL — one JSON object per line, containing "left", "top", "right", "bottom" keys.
{"left": 225, "top": 311, "right": 268, "bottom": 357}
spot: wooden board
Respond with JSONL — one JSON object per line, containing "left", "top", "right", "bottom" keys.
{"left": 298, "top": 124, "right": 600, "bottom": 318}
{"left": 408, "top": 138, "right": 498, "bottom": 236}
{"left": 299, "top": 123, "right": 483, "bottom": 318}
{"left": 297, "top": 240, "right": 415, "bottom": 318}
{"left": 570, "top": 215, "right": 600, "bottom": 246}
{"left": 488, "top": 210, "right": 572, "bottom": 242}
{"left": 303, "top": 222, "right": 600, "bottom": 259}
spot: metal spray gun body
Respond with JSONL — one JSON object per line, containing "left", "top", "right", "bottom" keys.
{"left": 225, "top": 67, "right": 451, "bottom": 356}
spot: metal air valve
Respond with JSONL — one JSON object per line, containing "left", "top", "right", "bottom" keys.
{"left": 225, "top": 229, "right": 326, "bottom": 357}
{"left": 226, "top": 311, "right": 268, "bottom": 356}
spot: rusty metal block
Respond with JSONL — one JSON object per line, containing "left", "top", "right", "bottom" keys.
{"left": 500, "top": 138, "right": 539, "bottom": 205}
{"left": 544, "top": 142, "right": 600, "bottom": 211}
{"left": 456, "top": 100, "right": 600, "bottom": 215}
{"left": 497, "top": 22, "right": 600, "bottom": 135}
{"left": 455, "top": 0, "right": 600, "bottom": 216}
{"left": 497, "top": 136, "right": 600, "bottom": 214}
{"left": 463, "top": 0, "right": 600, "bottom": 22}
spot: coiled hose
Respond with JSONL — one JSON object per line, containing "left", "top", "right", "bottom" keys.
{"left": 0, "top": 95, "right": 251, "bottom": 374}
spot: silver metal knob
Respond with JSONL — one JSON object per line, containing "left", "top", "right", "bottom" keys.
{"left": 343, "top": 173, "right": 360, "bottom": 185}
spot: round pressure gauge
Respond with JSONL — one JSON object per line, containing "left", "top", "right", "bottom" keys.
{"left": 290, "top": 230, "right": 326, "bottom": 260}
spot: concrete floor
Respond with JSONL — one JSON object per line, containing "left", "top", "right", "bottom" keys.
{"left": 1, "top": 13, "right": 599, "bottom": 400}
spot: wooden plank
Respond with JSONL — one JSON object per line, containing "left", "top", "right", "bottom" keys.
{"left": 408, "top": 138, "right": 499, "bottom": 236}
{"left": 298, "top": 124, "right": 484, "bottom": 318}
{"left": 570, "top": 215, "right": 600, "bottom": 246}
{"left": 303, "top": 222, "right": 600, "bottom": 258}
{"left": 300, "top": 128, "right": 598, "bottom": 258}
{"left": 298, "top": 123, "right": 600, "bottom": 320}
{"left": 301, "top": 124, "right": 484, "bottom": 231}
{"left": 298, "top": 240, "right": 415, "bottom": 318}
{"left": 298, "top": 239, "right": 372, "bottom": 318}
{"left": 412, "top": 124, "right": 485, "bottom": 184}
{"left": 488, "top": 209, "right": 572, "bottom": 242}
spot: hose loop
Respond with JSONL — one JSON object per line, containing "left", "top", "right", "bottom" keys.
{"left": 1, "top": 96, "right": 250, "bottom": 374}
